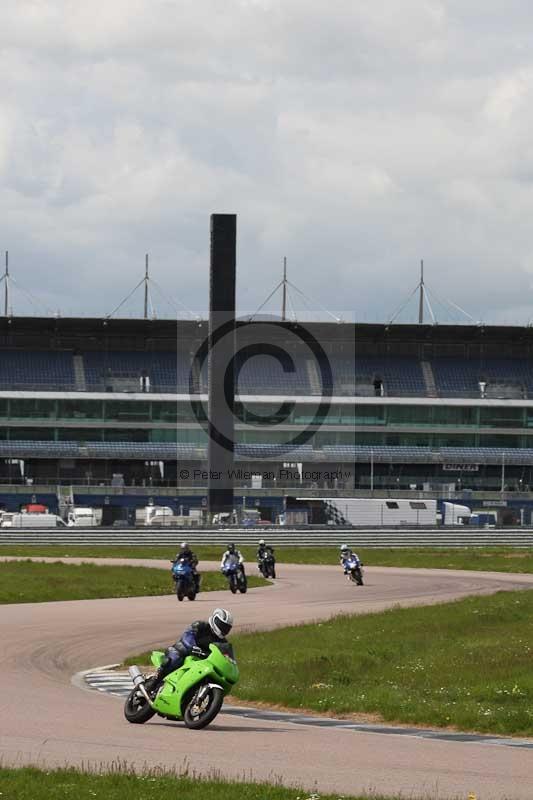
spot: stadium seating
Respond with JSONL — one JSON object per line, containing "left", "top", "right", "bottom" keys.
{"left": 0, "top": 350, "right": 75, "bottom": 390}
{"left": 431, "top": 358, "right": 532, "bottom": 397}
{"left": 2, "top": 344, "right": 533, "bottom": 400}
{"left": 354, "top": 357, "right": 426, "bottom": 397}
{"left": 83, "top": 351, "right": 192, "bottom": 392}
{"left": 234, "top": 353, "right": 314, "bottom": 395}
{"left": 347, "top": 444, "right": 533, "bottom": 465}
{"left": 3, "top": 438, "right": 531, "bottom": 466}
{"left": 328, "top": 356, "right": 355, "bottom": 395}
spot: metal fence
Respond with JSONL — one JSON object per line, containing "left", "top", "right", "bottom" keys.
{"left": 3, "top": 528, "right": 533, "bottom": 547}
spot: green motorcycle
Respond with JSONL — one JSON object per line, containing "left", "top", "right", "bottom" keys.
{"left": 124, "top": 643, "right": 239, "bottom": 729}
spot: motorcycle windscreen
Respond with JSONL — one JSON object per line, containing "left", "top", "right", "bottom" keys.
{"left": 151, "top": 650, "right": 166, "bottom": 667}
{"left": 215, "top": 642, "right": 235, "bottom": 660}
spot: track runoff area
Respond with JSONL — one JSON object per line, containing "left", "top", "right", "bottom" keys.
{"left": 1, "top": 558, "right": 533, "bottom": 799}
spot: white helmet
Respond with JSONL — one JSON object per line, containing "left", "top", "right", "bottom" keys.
{"left": 340, "top": 544, "right": 349, "bottom": 552}
{"left": 209, "top": 608, "right": 233, "bottom": 638}
{"left": 181, "top": 541, "right": 189, "bottom": 549}
{"left": 259, "top": 539, "right": 265, "bottom": 545}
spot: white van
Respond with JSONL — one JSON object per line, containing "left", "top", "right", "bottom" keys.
{"left": 67, "top": 507, "right": 99, "bottom": 527}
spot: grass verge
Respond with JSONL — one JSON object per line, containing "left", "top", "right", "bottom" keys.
{"left": 0, "top": 560, "right": 268, "bottom": 604}
{"left": 125, "top": 591, "right": 533, "bottom": 736}
{"left": 0, "top": 766, "right": 397, "bottom": 800}
{"left": 0, "top": 767, "right": 400, "bottom": 800}
{"left": 122, "top": 588, "right": 533, "bottom": 736}
{"left": 255, "top": 545, "right": 533, "bottom": 572}
{"left": 3, "top": 545, "right": 533, "bottom": 572}
{"left": 226, "top": 588, "right": 533, "bottom": 736}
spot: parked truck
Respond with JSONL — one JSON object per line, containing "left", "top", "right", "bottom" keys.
{"left": 331, "top": 498, "right": 437, "bottom": 526}
{"left": 67, "top": 507, "right": 100, "bottom": 527}
{"left": 288, "top": 497, "right": 476, "bottom": 527}
{"left": 442, "top": 502, "right": 471, "bottom": 526}
{"left": 143, "top": 505, "right": 175, "bottom": 526}
{"left": 1, "top": 512, "right": 65, "bottom": 528}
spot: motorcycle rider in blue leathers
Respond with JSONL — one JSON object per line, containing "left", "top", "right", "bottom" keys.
{"left": 339, "top": 543, "right": 362, "bottom": 575}
{"left": 220, "top": 543, "right": 246, "bottom": 576}
{"left": 172, "top": 541, "right": 200, "bottom": 593}
{"left": 152, "top": 608, "right": 233, "bottom": 689}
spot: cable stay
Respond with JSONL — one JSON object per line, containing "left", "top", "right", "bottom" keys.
{"left": 0, "top": 251, "right": 55, "bottom": 316}
{"left": 387, "top": 260, "right": 478, "bottom": 325}
{"left": 151, "top": 276, "right": 202, "bottom": 321}
{"left": 106, "top": 255, "right": 199, "bottom": 320}
{"left": 248, "top": 258, "right": 343, "bottom": 323}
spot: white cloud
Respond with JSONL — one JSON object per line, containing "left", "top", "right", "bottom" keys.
{"left": 484, "top": 70, "right": 533, "bottom": 124}
{"left": 1, "top": 0, "right": 533, "bottom": 321}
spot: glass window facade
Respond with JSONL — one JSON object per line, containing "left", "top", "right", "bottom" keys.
{"left": 151, "top": 402, "right": 178, "bottom": 423}
{"left": 0, "top": 396, "right": 533, "bottom": 451}
{"left": 353, "top": 405, "right": 385, "bottom": 424}
{"left": 479, "top": 407, "right": 524, "bottom": 428}
{"left": 432, "top": 406, "right": 477, "bottom": 426}
{"left": 57, "top": 400, "right": 103, "bottom": 420}
{"left": 9, "top": 399, "right": 56, "bottom": 419}
{"left": 105, "top": 401, "right": 151, "bottom": 422}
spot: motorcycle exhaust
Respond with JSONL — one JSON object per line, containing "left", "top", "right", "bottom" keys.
{"left": 128, "top": 666, "right": 155, "bottom": 708}
{"left": 128, "top": 665, "right": 145, "bottom": 687}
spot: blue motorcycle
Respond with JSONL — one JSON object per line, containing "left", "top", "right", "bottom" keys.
{"left": 222, "top": 562, "right": 247, "bottom": 594}
{"left": 171, "top": 558, "right": 198, "bottom": 601}
{"left": 343, "top": 555, "right": 364, "bottom": 586}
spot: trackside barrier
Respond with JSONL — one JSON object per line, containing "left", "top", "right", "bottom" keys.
{"left": 2, "top": 528, "right": 533, "bottom": 547}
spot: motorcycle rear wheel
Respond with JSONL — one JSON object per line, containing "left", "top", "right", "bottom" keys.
{"left": 124, "top": 687, "right": 156, "bottom": 724}
{"left": 183, "top": 684, "right": 224, "bottom": 729}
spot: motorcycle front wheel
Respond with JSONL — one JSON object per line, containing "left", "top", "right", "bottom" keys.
{"left": 183, "top": 684, "right": 224, "bottom": 729}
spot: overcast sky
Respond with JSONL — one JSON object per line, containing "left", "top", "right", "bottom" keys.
{"left": 2, "top": 1, "right": 533, "bottom": 323}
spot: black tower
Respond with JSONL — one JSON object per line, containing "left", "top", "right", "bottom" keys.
{"left": 208, "top": 214, "right": 236, "bottom": 516}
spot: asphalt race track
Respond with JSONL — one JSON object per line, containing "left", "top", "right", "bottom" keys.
{"left": 2, "top": 558, "right": 533, "bottom": 799}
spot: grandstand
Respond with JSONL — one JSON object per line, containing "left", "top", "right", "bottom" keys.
{"left": 2, "top": 316, "right": 533, "bottom": 522}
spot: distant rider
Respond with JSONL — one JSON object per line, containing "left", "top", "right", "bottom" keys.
{"left": 220, "top": 543, "right": 246, "bottom": 575}
{"left": 172, "top": 541, "right": 200, "bottom": 592}
{"left": 152, "top": 608, "right": 233, "bottom": 688}
{"left": 256, "top": 538, "right": 275, "bottom": 569}
{"left": 339, "top": 543, "right": 362, "bottom": 574}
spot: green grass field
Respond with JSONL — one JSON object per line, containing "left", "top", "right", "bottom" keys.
{"left": 0, "top": 766, "right": 401, "bottom": 800}
{"left": 0, "top": 560, "right": 267, "bottom": 604}
{"left": 224, "top": 589, "right": 533, "bottom": 736}
{"left": 3, "top": 544, "right": 533, "bottom": 572}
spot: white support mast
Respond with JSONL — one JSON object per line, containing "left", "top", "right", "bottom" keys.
{"left": 144, "top": 253, "right": 149, "bottom": 320}
{"left": 418, "top": 259, "right": 424, "bottom": 324}
{"left": 4, "top": 251, "right": 9, "bottom": 317}
{"left": 281, "top": 256, "right": 287, "bottom": 322}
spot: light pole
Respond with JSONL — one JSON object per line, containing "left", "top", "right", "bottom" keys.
{"left": 370, "top": 448, "right": 374, "bottom": 495}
